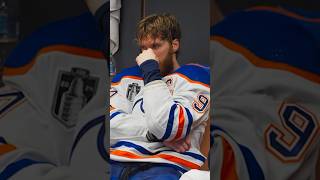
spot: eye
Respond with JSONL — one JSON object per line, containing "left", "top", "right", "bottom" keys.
{"left": 140, "top": 46, "right": 147, "bottom": 50}
{"left": 152, "top": 44, "right": 160, "bottom": 49}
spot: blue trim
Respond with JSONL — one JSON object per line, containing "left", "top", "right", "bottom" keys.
{"left": 132, "top": 98, "right": 143, "bottom": 111}
{"left": 111, "top": 66, "right": 143, "bottom": 83}
{"left": 5, "top": 12, "right": 104, "bottom": 68}
{"left": 140, "top": 99, "right": 145, "bottom": 113}
{"left": 174, "top": 64, "right": 210, "bottom": 86}
{"left": 111, "top": 141, "right": 205, "bottom": 163}
{"left": 0, "top": 137, "right": 7, "bottom": 144}
{"left": 0, "top": 159, "right": 52, "bottom": 180}
{"left": 111, "top": 141, "right": 152, "bottom": 155}
{"left": 212, "top": 125, "right": 265, "bottom": 180}
{"left": 0, "top": 92, "right": 25, "bottom": 115}
{"left": 185, "top": 107, "right": 193, "bottom": 137}
{"left": 161, "top": 104, "right": 178, "bottom": 140}
{"left": 181, "top": 152, "right": 205, "bottom": 163}
{"left": 212, "top": 9, "right": 320, "bottom": 76}
{"left": 69, "top": 115, "right": 105, "bottom": 160}
{"left": 97, "top": 121, "right": 109, "bottom": 162}
{"left": 110, "top": 111, "right": 122, "bottom": 120}
{"left": 238, "top": 144, "right": 265, "bottom": 180}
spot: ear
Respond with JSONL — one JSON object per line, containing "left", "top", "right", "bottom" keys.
{"left": 171, "top": 39, "right": 180, "bottom": 53}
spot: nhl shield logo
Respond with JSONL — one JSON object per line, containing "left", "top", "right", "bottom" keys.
{"left": 52, "top": 68, "right": 99, "bottom": 128}
{"left": 126, "top": 83, "right": 141, "bottom": 102}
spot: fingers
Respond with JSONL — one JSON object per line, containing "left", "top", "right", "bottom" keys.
{"left": 182, "top": 141, "right": 190, "bottom": 151}
{"left": 185, "top": 135, "right": 191, "bottom": 147}
{"left": 136, "top": 48, "right": 158, "bottom": 65}
{"left": 163, "top": 138, "right": 191, "bottom": 153}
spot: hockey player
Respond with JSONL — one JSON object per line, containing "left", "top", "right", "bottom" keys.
{"left": 110, "top": 14, "right": 210, "bottom": 179}
{"left": 0, "top": 0, "right": 108, "bottom": 179}
{"left": 211, "top": 0, "right": 320, "bottom": 179}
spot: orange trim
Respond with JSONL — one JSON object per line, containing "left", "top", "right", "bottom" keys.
{"left": 3, "top": 45, "right": 105, "bottom": 76}
{"left": 247, "top": 6, "right": 320, "bottom": 23}
{"left": 213, "top": 36, "right": 320, "bottom": 84}
{"left": 221, "top": 138, "right": 239, "bottom": 180}
{"left": 172, "top": 73, "right": 210, "bottom": 88}
{"left": 174, "top": 105, "right": 185, "bottom": 140}
{"left": 110, "top": 149, "right": 200, "bottom": 169}
{"left": 111, "top": 76, "right": 143, "bottom": 86}
{"left": 0, "top": 144, "right": 16, "bottom": 155}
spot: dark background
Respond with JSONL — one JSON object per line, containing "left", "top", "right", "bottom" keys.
{"left": 0, "top": 0, "right": 88, "bottom": 69}
{"left": 113, "top": 0, "right": 210, "bottom": 72}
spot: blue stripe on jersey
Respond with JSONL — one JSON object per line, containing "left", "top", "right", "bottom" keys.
{"left": 238, "top": 144, "right": 265, "bottom": 180}
{"left": 161, "top": 104, "right": 178, "bottom": 140}
{"left": 212, "top": 125, "right": 265, "bottom": 180}
{"left": 132, "top": 98, "right": 143, "bottom": 111}
{"left": 110, "top": 111, "right": 122, "bottom": 120}
{"left": 111, "top": 66, "right": 143, "bottom": 83}
{"left": 185, "top": 107, "right": 193, "bottom": 137}
{"left": 181, "top": 152, "right": 206, "bottom": 163}
{"left": 69, "top": 115, "right": 105, "bottom": 160}
{"left": 212, "top": 9, "right": 320, "bottom": 75}
{"left": 174, "top": 64, "right": 210, "bottom": 86}
{"left": 111, "top": 141, "right": 205, "bottom": 162}
{"left": 4, "top": 12, "right": 104, "bottom": 68}
{"left": 97, "top": 121, "right": 108, "bottom": 162}
{"left": 0, "top": 92, "right": 25, "bottom": 115}
{"left": 0, "top": 159, "right": 53, "bottom": 179}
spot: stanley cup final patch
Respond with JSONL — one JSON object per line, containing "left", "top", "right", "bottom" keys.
{"left": 52, "top": 68, "right": 99, "bottom": 128}
{"left": 126, "top": 83, "right": 141, "bottom": 102}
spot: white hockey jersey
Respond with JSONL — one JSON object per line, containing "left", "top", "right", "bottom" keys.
{"left": 0, "top": 13, "right": 108, "bottom": 179}
{"left": 211, "top": 6, "right": 320, "bottom": 180}
{"left": 110, "top": 64, "right": 210, "bottom": 173}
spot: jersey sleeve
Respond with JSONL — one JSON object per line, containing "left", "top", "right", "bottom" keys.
{"left": 110, "top": 66, "right": 143, "bottom": 113}
{"left": 143, "top": 65, "right": 210, "bottom": 142}
{"left": 0, "top": 87, "right": 107, "bottom": 179}
{"left": 109, "top": 66, "right": 146, "bottom": 145}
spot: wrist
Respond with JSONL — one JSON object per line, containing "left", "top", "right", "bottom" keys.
{"left": 139, "top": 60, "right": 162, "bottom": 85}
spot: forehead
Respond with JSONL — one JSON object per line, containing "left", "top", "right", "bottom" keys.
{"left": 139, "top": 36, "right": 166, "bottom": 46}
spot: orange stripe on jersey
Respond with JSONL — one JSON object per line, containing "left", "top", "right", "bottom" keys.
{"left": 174, "top": 105, "right": 185, "bottom": 140}
{"left": 111, "top": 76, "right": 143, "bottom": 86}
{"left": 3, "top": 45, "right": 105, "bottom": 76}
{"left": 247, "top": 6, "right": 320, "bottom": 23}
{"left": 110, "top": 149, "right": 201, "bottom": 169}
{"left": 213, "top": 36, "right": 320, "bottom": 84}
{"left": 172, "top": 73, "right": 210, "bottom": 88}
{"left": 221, "top": 138, "right": 239, "bottom": 180}
{"left": 0, "top": 144, "right": 16, "bottom": 155}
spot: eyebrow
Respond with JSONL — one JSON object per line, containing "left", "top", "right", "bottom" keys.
{"left": 140, "top": 41, "right": 162, "bottom": 49}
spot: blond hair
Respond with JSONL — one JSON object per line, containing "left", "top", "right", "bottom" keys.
{"left": 136, "top": 13, "right": 181, "bottom": 43}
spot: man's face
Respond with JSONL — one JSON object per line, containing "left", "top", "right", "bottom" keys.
{"left": 139, "top": 36, "right": 178, "bottom": 76}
